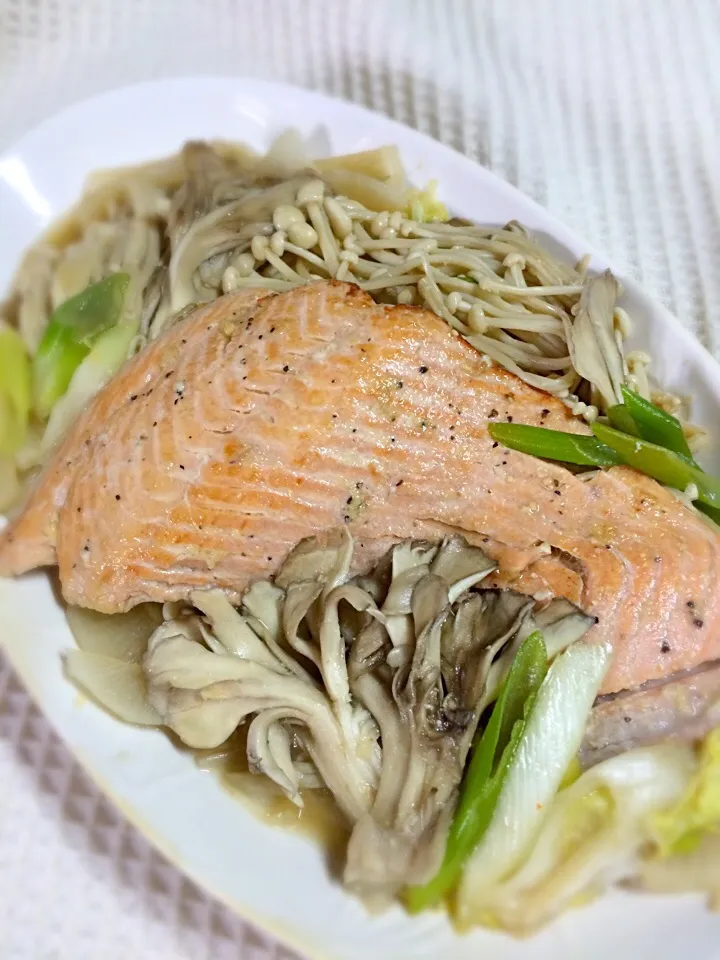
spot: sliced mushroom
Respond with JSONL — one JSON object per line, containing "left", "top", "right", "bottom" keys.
{"left": 146, "top": 589, "right": 379, "bottom": 821}
{"left": 138, "top": 531, "right": 596, "bottom": 908}
{"left": 534, "top": 597, "right": 598, "bottom": 658}
{"left": 565, "top": 271, "right": 626, "bottom": 408}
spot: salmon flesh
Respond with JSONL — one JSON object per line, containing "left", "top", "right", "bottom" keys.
{"left": 2, "top": 281, "right": 720, "bottom": 701}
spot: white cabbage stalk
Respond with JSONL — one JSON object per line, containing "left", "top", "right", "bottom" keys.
{"left": 66, "top": 604, "right": 163, "bottom": 662}
{"left": 0, "top": 456, "right": 20, "bottom": 514}
{"left": 64, "top": 649, "right": 161, "bottom": 726}
{"left": 460, "top": 744, "right": 696, "bottom": 934}
{"left": 639, "top": 834, "right": 720, "bottom": 900}
{"left": 457, "top": 641, "right": 612, "bottom": 926}
{"left": 41, "top": 321, "right": 136, "bottom": 454}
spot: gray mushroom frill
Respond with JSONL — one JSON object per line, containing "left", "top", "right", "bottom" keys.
{"left": 141, "top": 532, "right": 596, "bottom": 906}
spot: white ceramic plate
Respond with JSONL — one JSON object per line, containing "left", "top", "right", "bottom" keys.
{"left": 1, "top": 78, "right": 719, "bottom": 960}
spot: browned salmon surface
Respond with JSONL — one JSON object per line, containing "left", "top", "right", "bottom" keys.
{"left": 2, "top": 280, "right": 720, "bottom": 697}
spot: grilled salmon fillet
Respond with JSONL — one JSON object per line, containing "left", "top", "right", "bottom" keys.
{"left": 2, "top": 280, "right": 720, "bottom": 697}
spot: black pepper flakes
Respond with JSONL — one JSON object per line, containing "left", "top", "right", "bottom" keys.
{"left": 397, "top": 380, "right": 403, "bottom": 389}
{"left": 540, "top": 408, "right": 550, "bottom": 419}
{"left": 130, "top": 394, "right": 138, "bottom": 402}
{"left": 507, "top": 415, "right": 513, "bottom": 423}
{"left": 396, "top": 479, "right": 404, "bottom": 487}
{"left": 624, "top": 716, "right": 632, "bottom": 723}
{"left": 419, "top": 365, "right": 428, "bottom": 373}
{"left": 488, "top": 408, "right": 498, "bottom": 418}
{"left": 694, "top": 618, "right": 705, "bottom": 629}
{"left": 687, "top": 599, "right": 696, "bottom": 609}
{"left": 179, "top": 464, "right": 185, "bottom": 470}
{"left": 492, "top": 441, "right": 499, "bottom": 449}
{"left": 661, "top": 641, "right": 671, "bottom": 653}
{"left": 115, "top": 494, "right": 121, "bottom": 501}
{"left": 282, "top": 365, "right": 289, "bottom": 372}
{"left": 346, "top": 496, "right": 353, "bottom": 505}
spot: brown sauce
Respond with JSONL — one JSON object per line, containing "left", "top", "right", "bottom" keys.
{"left": 193, "top": 729, "right": 351, "bottom": 875}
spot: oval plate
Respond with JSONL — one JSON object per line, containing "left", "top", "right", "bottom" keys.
{"left": 1, "top": 78, "right": 719, "bottom": 960}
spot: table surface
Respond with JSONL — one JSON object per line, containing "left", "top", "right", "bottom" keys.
{"left": 1, "top": 1, "right": 719, "bottom": 957}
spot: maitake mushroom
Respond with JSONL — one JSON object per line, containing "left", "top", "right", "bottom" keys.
{"left": 141, "top": 531, "right": 596, "bottom": 907}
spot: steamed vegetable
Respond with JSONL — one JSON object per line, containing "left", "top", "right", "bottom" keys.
{"left": 406, "top": 631, "right": 548, "bottom": 912}
{"left": 607, "top": 401, "right": 640, "bottom": 437}
{"left": 650, "top": 729, "right": 720, "bottom": 856}
{"left": 33, "top": 273, "right": 130, "bottom": 419}
{"left": 620, "top": 385, "right": 693, "bottom": 459}
{"left": 0, "top": 456, "right": 21, "bottom": 513}
{"left": 490, "top": 412, "right": 720, "bottom": 518}
{"left": 456, "top": 641, "right": 611, "bottom": 926}
{"left": 405, "top": 180, "right": 449, "bottom": 223}
{"left": 639, "top": 833, "right": 720, "bottom": 901}
{"left": 64, "top": 648, "right": 161, "bottom": 726}
{"left": 592, "top": 424, "right": 720, "bottom": 510}
{"left": 41, "top": 319, "right": 137, "bottom": 453}
{"left": 0, "top": 327, "right": 31, "bottom": 455}
{"left": 488, "top": 422, "right": 621, "bottom": 467}
{"left": 459, "top": 744, "right": 695, "bottom": 934}
{"left": 66, "top": 603, "right": 163, "bottom": 663}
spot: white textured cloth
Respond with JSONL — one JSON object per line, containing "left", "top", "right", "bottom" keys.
{"left": 0, "top": 1, "right": 719, "bottom": 957}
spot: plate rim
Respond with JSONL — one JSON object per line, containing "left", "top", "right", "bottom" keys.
{"left": 3, "top": 74, "right": 718, "bottom": 384}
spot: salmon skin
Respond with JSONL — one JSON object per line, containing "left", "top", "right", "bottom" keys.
{"left": 1, "top": 280, "right": 720, "bottom": 698}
